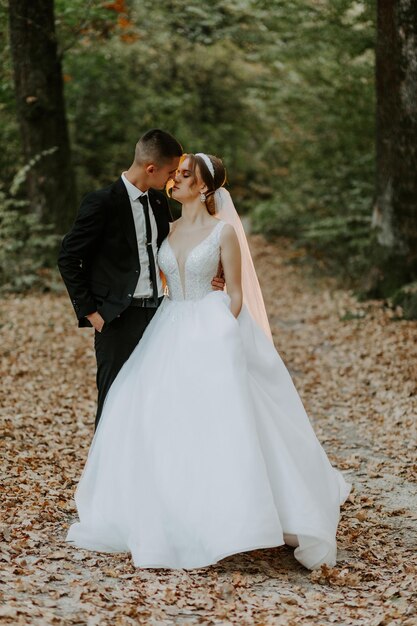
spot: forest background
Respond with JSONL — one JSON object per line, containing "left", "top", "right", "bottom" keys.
{"left": 1, "top": 0, "right": 416, "bottom": 316}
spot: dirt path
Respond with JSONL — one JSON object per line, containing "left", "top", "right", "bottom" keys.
{"left": 1, "top": 236, "right": 416, "bottom": 625}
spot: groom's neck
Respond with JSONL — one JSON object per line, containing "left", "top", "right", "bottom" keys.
{"left": 124, "top": 164, "right": 149, "bottom": 193}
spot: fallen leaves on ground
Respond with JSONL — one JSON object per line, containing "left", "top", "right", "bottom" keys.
{"left": 1, "top": 236, "right": 416, "bottom": 625}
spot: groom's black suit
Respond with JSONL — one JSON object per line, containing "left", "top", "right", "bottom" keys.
{"left": 58, "top": 177, "right": 172, "bottom": 430}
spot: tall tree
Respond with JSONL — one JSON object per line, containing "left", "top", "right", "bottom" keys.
{"left": 370, "top": 0, "right": 417, "bottom": 295}
{"left": 8, "top": 0, "right": 76, "bottom": 232}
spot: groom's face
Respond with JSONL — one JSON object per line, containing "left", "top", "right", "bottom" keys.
{"left": 147, "top": 157, "right": 180, "bottom": 190}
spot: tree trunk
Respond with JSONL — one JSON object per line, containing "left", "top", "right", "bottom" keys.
{"left": 369, "top": 0, "right": 417, "bottom": 297}
{"left": 8, "top": 0, "right": 77, "bottom": 232}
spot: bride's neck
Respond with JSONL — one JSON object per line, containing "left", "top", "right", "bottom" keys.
{"left": 181, "top": 200, "right": 209, "bottom": 226}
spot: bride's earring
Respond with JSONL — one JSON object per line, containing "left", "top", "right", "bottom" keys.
{"left": 200, "top": 192, "right": 206, "bottom": 203}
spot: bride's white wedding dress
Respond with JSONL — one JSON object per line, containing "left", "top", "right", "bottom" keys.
{"left": 66, "top": 219, "right": 352, "bottom": 570}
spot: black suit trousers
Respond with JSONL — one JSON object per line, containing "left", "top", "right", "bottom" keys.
{"left": 93, "top": 305, "right": 159, "bottom": 431}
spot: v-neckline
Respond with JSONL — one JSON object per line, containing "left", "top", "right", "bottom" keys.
{"left": 166, "top": 220, "right": 222, "bottom": 298}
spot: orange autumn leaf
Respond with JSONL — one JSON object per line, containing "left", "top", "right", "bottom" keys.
{"left": 103, "top": 0, "right": 127, "bottom": 13}
{"left": 120, "top": 33, "right": 139, "bottom": 43}
{"left": 117, "top": 15, "right": 132, "bottom": 29}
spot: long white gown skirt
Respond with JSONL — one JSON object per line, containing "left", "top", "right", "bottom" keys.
{"left": 65, "top": 290, "right": 352, "bottom": 570}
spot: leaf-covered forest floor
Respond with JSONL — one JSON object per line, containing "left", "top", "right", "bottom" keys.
{"left": 1, "top": 236, "right": 416, "bottom": 625}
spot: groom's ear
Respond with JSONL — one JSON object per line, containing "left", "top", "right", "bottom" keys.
{"left": 146, "top": 164, "right": 156, "bottom": 174}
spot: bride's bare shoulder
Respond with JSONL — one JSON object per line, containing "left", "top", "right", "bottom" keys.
{"left": 220, "top": 222, "right": 237, "bottom": 241}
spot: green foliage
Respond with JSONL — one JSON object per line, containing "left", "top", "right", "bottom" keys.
{"left": 250, "top": 1, "right": 376, "bottom": 281}
{"left": 0, "top": 145, "right": 62, "bottom": 291}
{"left": 391, "top": 283, "right": 417, "bottom": 320}
{"left": 10, "top": 147, "right": 59, "bottom": 196}
{"left": 0, "top": 169, "right": 61, "bottom": 292}
{"left": 1, "top": 0, "right": 377, "bottom": 289}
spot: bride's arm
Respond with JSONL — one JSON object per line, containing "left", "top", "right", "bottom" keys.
{"left": 220, "top": 224, "right": 242, "bottom": 318}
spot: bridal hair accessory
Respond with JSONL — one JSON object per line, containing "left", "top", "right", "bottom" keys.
{"left": 195, "top": 153, "right": 215, "bottom": 178}
{"left": 214, "top": 187, "right": 273, "bottom": 342}
{"left": 200, "top": 192, "right": 207, "bottom": 203}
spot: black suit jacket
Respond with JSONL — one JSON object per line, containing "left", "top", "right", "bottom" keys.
{"left": 58, "top": 177, "right": 173, "bottom": 327}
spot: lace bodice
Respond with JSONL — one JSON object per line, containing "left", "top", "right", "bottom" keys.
{"left": 158, "top": 220, "right": 226, "bottom": 301}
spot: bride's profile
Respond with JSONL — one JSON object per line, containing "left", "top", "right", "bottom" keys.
{"left": 65, "top": 152, "right": 352, "bottom": 571}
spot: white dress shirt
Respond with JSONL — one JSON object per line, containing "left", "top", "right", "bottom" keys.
{"left": 121, "top": 172, "right": 164, "bottom": 298}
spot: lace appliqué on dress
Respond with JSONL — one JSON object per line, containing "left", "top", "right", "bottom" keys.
{"left": 158, "top": 220, "right": 226, "bottom": 302}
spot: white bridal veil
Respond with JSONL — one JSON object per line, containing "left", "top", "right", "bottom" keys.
{"left": 214, "top": 187, "right": 273, "bottom": 342}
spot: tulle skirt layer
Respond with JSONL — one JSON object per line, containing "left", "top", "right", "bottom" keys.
{"left": 66, "top": 291, "right": 351, "bottom": 570}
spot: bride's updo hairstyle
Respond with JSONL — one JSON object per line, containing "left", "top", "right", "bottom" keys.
{"left": 189, "top": 153, "right": 226, "bottom": 215}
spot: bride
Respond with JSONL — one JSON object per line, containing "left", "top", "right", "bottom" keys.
{"left": 65, "top": 152, "right": 352, "bottom": 571}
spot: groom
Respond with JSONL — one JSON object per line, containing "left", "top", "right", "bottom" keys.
{"left": 58, "top": 129, "right": 223, "bottom": 431}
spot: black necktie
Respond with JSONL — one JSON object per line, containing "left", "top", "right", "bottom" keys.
{"left": 139, "top": 195, "right": 159, "bottom": 306}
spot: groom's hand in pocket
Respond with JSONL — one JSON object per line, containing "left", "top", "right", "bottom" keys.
{"left": 86, "top": 311, "right": 105, "bottom": 332}
{"left": 211, "top": 275, "right": 225, "bottom": 291}
{"left": 212, "top": 260, "right": 225, "bottom": 291}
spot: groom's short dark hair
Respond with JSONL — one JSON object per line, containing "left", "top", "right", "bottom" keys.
{"left": 135, "top": 129, "right": 183, "bottom": 166}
